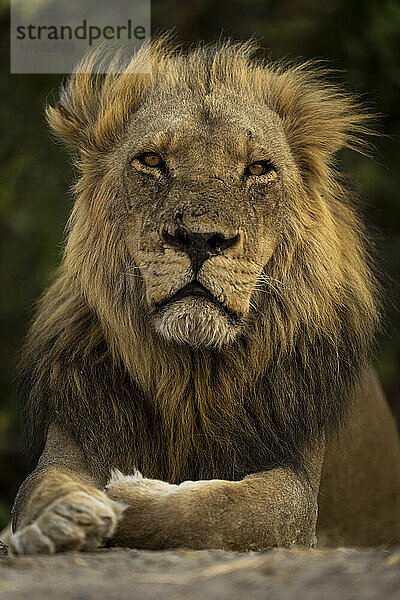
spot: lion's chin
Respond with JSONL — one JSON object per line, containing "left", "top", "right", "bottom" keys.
{"left": 154, "top": 297, "right": 240, "bottom": 348}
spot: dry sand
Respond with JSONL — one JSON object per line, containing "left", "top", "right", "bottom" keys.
{"left": 0, "top": 546, "right": 399, "bottom": 600}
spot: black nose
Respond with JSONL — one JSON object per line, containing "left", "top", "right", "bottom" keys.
{"left": 162, "top": 227, "right": 239, "bottom": 273}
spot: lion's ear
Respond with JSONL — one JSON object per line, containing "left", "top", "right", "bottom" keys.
{"left": 45, "top": 74, "right": 101, "bottom": 152}
{"left": 46, "top": 71, "right": 151, "bottom": 154}
{"left": 268, "top": 64, "right": 372, "bottom": 184}
{"left": 45, "top": 40, "right": 159, "bottom": 153}
{"left": 46, "top": 101, "right": 83, "bottom": 150}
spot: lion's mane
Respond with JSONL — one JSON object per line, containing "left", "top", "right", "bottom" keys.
{"left": 19, "top": 39, "right": 379, "bottom": 483}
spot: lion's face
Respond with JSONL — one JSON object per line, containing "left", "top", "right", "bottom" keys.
{"left": 111, "top": 93, "right": 298, "bottom": 347}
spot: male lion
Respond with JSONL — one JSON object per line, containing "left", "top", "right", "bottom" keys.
{"left": 10, "top": 40, "right": 400, "bottom": 554}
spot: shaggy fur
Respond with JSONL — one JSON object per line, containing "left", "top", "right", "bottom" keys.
{"left": 19, "top": 38, "right": 379, "bottom": 490}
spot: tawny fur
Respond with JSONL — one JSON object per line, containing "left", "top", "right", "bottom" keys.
{"left": 14, "top": 39, "right": 394, "bottom": 549}
{"left": 20, "top": 38, "right": 380, "bottom": 494}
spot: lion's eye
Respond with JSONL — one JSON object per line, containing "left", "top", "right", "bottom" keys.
{"left": 138, "top": 153, "right": 163, "bottom": 168}
{"left": 247, "top": 161, "right": 274, "bottom": 176}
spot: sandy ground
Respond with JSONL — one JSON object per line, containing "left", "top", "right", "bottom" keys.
{"left": 0, "top": 546, "right": 399, "bottom": 600}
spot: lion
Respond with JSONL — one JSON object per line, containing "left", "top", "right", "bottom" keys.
{"left": 9, "top": 39, "right": 400, "bottom": 554}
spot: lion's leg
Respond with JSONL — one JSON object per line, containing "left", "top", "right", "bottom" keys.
{"left": 318, "top": 370, "right": 400, "bottom": 545}
{"left": 10, "top": 426, "right": 125, "bottom": 555}
{"left": 105, "top": 452, "right": 323, "bottom": 552}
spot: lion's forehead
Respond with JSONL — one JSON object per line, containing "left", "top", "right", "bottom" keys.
{"left": 121, "top": 91, "right": 293, "bottom": 170}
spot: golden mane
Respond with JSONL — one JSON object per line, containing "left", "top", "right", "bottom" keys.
{"left": 20, "top": 39, "right": 379, "bottom": 484}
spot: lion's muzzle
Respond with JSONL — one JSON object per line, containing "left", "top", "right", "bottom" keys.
{"left": 161, "top": 225, "right": 240, "bottom": 275}
{"left": 156, "top": 281, "right": 240, "bottom": 324}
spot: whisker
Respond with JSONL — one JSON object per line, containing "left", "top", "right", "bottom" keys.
{"left": 248, "top": 301, "right": 264, "bottom": 317}
{"left": 257, "top": 274, "right": 287, "bottom": 287}
{"left": 253, "top": 287, "right": 273, "bottom": 295}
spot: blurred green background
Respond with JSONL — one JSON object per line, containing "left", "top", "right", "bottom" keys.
{"left": 0, "top": 0, "right": 399, "bottom": 527}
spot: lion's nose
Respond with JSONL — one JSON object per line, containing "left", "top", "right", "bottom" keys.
{"left": 162, "top": 227, "right": 239, "bottom": 273}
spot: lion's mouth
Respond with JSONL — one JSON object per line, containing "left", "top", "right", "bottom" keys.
{"left": 156, "top": 282, "right": 240, "bottom": 323}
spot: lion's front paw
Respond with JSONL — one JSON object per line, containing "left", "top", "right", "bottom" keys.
{"left": 105, "top": 469, "right": 178, "bottom": 504}
{"left": 10, "top": 490, "right": 126, "bottom": 555}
